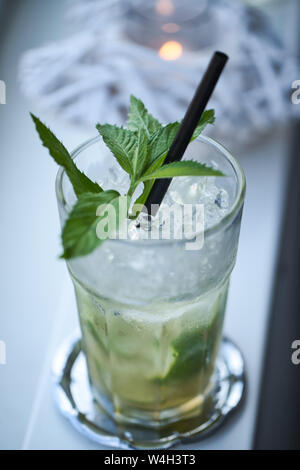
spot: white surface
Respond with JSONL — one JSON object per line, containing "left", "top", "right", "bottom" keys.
{"left": 0, "top": 0, "right": 295, "bottom": 450}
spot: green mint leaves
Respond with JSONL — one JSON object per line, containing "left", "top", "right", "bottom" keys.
{"left": 95, "top": 124, "right": 135, "bottom": 175}
{"left": 31, "top": 114, "right": 103, "bottom": 196}
{"left": 127, "top": 95, "right": 162, "bottom": 137}
{"left": 139, "top": 160, "right": 223, "bottom": 182}
{"left": 61, "top": 191, "right": 129, "bottom": 259}
{"left": 31, "top": 96, "right": 220, "bottom": 259}
{"left": 96, "top": 124, "right": 148, "bottom": 182}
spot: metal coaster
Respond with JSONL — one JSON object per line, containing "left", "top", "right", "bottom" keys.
{"left": 52, "top": 334, "right": 246, "bottom": 450}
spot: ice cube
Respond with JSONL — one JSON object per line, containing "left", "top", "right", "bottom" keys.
{"left": 215, "top": 189, "right": 229, "bottom": 209}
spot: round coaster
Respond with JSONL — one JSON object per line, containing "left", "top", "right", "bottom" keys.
{"left": 52, "top": 334, "right": 246, "bottom": 449}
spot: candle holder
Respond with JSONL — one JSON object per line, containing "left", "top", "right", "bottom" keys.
{"left": 20, "top": 0, "right": 299, "bottom": 147}
{"left": 125, "top": 0, "right": 218, "bottom": 55}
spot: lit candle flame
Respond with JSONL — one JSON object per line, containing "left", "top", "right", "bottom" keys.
{"left": 159, "top": 41, "right": 183, "bottom": 61}
{"left": 155, "top": 0, "right": 174, "bottom": 16}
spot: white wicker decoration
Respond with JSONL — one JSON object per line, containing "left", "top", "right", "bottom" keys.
{"left": 19, "top": 0, "right": 299, "bottom": 147}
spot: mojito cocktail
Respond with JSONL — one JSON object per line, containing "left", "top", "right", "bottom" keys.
{"left": 56, "top": 134, "right": 245, "bottom": 427}
{"left": 32, "top": 91, "right": 245, "bottom": 431}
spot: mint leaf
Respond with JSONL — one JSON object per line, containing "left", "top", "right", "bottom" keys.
{"left": 61, "top": 190, "right": 130, "bottom": 259}
{"left": 127, "top": 95, "right": 162, "bottom": 138}
{"left": 143, "top": 109, "right": 215, "bottom": 174}
{"left": 96, "top": 124, "right": 135, "bottom": 175}
{"left": 191, "top": 109, "right": 215, "bottom": 141}
{"left": 96, "top": 124, "right": 148, "bottom": 182}
{"left": 133, "top": 156, "right": 222, "bottom": 214}
{"left": 138, "top": 160, "right": 223, "bottom": 182}
{"left": 147, "top": 122, "right": 180, "bottom": 168}
{"left": 130, "top": 128, "right": 149, "bottom": 180}
{"left": 31, "top": 114, "right": 103, "bottom": 197}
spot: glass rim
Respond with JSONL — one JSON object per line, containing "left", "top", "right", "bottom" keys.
{"left": 55, "top": 134, "right": 246, "bottom": 247}
{"left": 127, "top": 0, "right": 208, "bottom": 24}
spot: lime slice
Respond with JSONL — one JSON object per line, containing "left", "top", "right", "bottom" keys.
{"left": 156, "top": 299, "right": 225, "bottom": 384}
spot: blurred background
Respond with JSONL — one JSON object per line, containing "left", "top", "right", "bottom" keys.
{"left": 0, "top": 0, "right": 299, "bottom": 450}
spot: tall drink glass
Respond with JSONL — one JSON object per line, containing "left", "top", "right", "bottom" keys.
{"left": 56, "top": 134, "right": 245, "bottom": 428}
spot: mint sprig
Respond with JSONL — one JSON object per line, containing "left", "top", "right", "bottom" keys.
{"left": 32, "top": 96, "right": 221, "bottom": 259}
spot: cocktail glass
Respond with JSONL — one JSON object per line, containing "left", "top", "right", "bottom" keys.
{"left": 56, "top": 133, "right": 246, "bottom": 429}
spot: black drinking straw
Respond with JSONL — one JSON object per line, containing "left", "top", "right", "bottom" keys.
{"left": 144, "top": 51, "right": 228, "bottom": 216}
